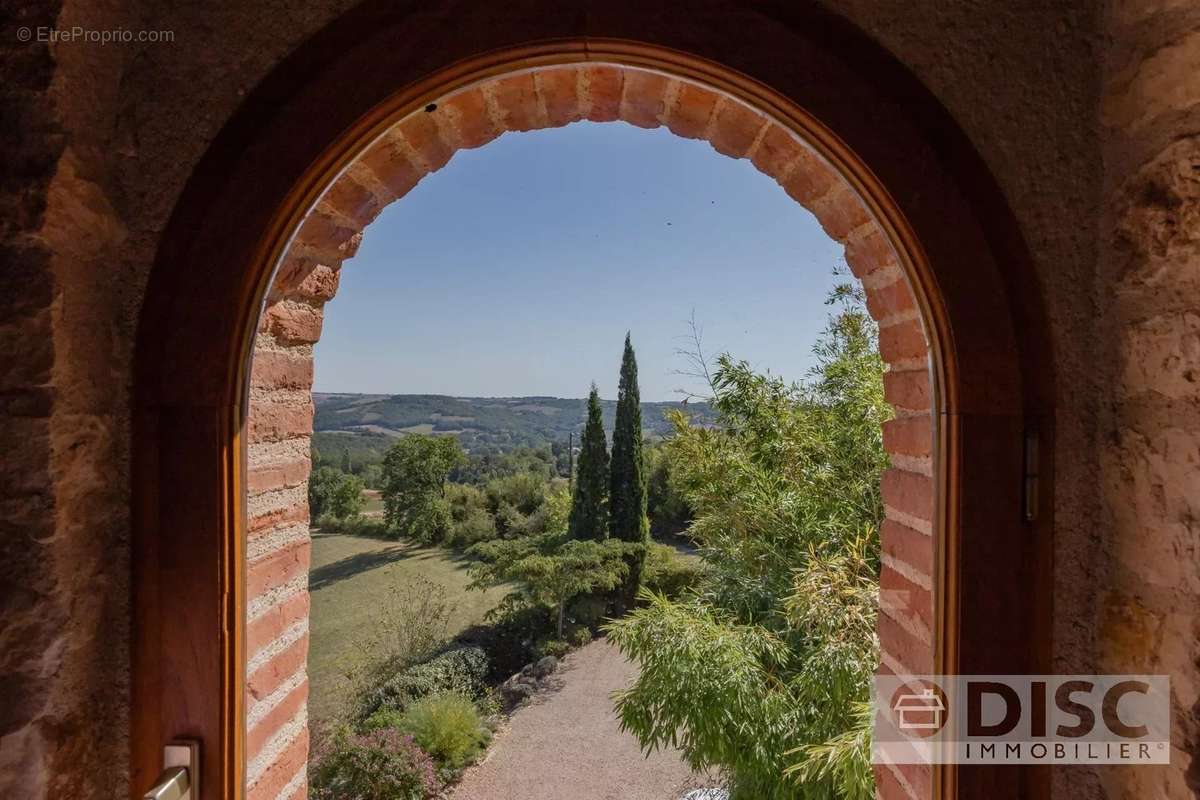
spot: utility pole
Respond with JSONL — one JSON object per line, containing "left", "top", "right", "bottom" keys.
{"left": 568, "top": 431, "right": 574, "bottom": 492}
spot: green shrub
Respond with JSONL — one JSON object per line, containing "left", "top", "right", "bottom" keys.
{"left": 523, "top": 483, "right": 571, "bottom": 535}
{"left": 642, "top": 543, "right": 705, "bottom": 599}
{"left": 347, "top": 578, "right": 454, "bottom": 706}
{"left": 400, "top": 497, "right": 453, "bottom": 544}
{"left": 646, "top": 444, "right": 692, "bottom": 536}
{"left": 309, "top": 466, "right": 366, "bottom": 523}
{"left": 362, "top": 707, "right": 406, "bottom": 732}
{"left": 534, "top": 639, "right": 571, "bottom": 659}
{"left": 399, "top": 693, "right": 491, "bottom": 770}
{"left": 360, "top": 463, "right": 384, "bottom": 490}
{"left": 316, "top": 514, "right": 390, "bottom": 538}
{"left": 446, "top": 483, "right": 488, "bottom": 520}
{"left": 363, "top": 647, "right": 489, "bottom": 719}
{"left": 468, "top": 531, "right": 632, "bottom": 637}
{"left": 566, "top": 593, "right": 609, "bottom": 629}
{"left": 446, "top": 507, "right": 496, "bottom": 547}
{"left": 485, "top": 472, "right": 546, "bottom": 516}
{"left": 309, "top": 728, "right": 441, "bottom": 800}
{"left": 474, "top": 688, "right": 503, "bottom": 719}
{"left": 492, "top": 501, "right": 529, "bottom": 538}
{"left": 456, "top": 604, "right": 551, "bottom": 681}
{"left": 567, "top": 626, "right": 593, "bottom": 647}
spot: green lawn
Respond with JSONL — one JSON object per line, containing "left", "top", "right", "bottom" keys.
{"left": 307, "top": 531, "right": 508, "bottom": 728}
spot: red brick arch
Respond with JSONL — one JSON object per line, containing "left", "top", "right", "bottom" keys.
{"left": 244, "top": 63, "right": 934, "bottom": 800}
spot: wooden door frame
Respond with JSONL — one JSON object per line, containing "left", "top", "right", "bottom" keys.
{"left": 131, "top": 3, "right": 1054, "bottom": 798}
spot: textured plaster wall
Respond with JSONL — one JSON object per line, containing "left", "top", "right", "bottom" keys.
{"left": 828, "top": 0, "right": 1105, "bottom": 663}
{"left": 3, "top": 0, "right": 1195, "bottom": 797}
{"left": 1098, "top": 1, "right": 1200, "bottom": 796}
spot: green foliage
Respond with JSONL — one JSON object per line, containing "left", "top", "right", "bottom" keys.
{"left": 446, "top": 508, "right": 497, "bottom": 547}
{"left": 362, "top": 706, "right": 407, "bottom": 732}
{"left": 312, "top": 430, "right": 395, "bottom": 474}
{"left": 491, "top": 502, "right": 528, "bottom": 538}
{"left": 610, "top": 334, "right": 650, "bottom": 612}
{"left": 381, "top": 436, "right": 466, "bottom": 542}
{"left": 523, "top": 484, "right": 571, "bottom": 537}
{"left": 445, "top": 484, "right": 496, "bottom": 547}
{"left": 310, "top": 466, "right": 366, "bottom": 522}
{"left": 455, "top": 604, "right": 553, "bottom": 681}
{"left": 448, "top": 474, "right": 571, "bottom": 547}
{"left": 362, "top": 647, "right": 490, "bottom": 719}
{"left": 784, "top": 702, "right": 874, "bottom": 800}
{"left": 485, "top": 471, "right": 548, "bottom": 516}
{"left": 470, "top": 531, "right": 634, "bottom": 637}
{"left": 608, "top": 594, "right": 798, "bottom": 796}
{"left": 346, "top": 578, "right": 456, "bottom": 713}
{"left": 447, "top": 483, "right": 488, "bottom": 518}
{"left": 606, "top": 288, "right": 888, "bottom": 799}
{"left": 569, "top": 386, "right": 610, "bottom": 540}
{"left": 534, "top": 638, "right": 571, "bottom": 659}
{"left": 646, "top": 443, "right": 692, "bottom": 536}
{"left": 452, "top": 446, "right": 561, "bottom": 485}
{"left": 313, "top": 515, "right": 390, "bottom": 538}
{"left": 332, "top": 473, "right": 366, "bottom": 520}
{"left": 567, "top": 625, "right": 594, "bottom": 647}
{"left": 398, "top": 693, "right": 491, "bottom": 770}
{"left": 642, "top": 543, "right": 705, "bottom": 600}
{"left": 360, "top": 463, "right": 384, "bottom": 490}
{"left": 565, "top": 592, "right": 610, "bottom": 629}
{"left": 309, "top": 728, "right": 441, "bottom": 800}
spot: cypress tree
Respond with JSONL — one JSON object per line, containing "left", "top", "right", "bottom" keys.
{"left": 609, "top": 333, "right": 649, "bottom": 612}
{"left": 568, "top": 385, "right": 610, "bottom": 540}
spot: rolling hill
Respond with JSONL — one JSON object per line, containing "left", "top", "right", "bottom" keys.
{"left": 312, "top": 393, "right": 716, "bottom": 460}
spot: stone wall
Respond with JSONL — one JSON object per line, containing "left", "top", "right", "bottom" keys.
{"left": 1095, "top": 2, "right": 1200, "bottom": 796}
{"left": 0, "top": 2, "right": 69, "bottom": 797}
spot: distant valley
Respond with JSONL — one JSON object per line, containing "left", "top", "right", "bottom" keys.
{"left": 312, "top": 393, "right": 716, "bottom": 462}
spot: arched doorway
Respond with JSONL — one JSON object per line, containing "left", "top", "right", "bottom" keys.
{"left": 132, "top": 6, "right": 1053, "bottom": 800}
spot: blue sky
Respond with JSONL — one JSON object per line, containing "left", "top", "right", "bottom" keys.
{"left": 315, "top": 121, "right": 844, "bottom": 401}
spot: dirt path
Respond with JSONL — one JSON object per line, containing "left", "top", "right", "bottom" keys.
{"left": 449, "top": 638, "right": 717, "bottom": 800}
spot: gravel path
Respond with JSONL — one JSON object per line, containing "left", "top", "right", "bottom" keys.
{"left": 449, "top": 638, "right": 717, "bottom": 800}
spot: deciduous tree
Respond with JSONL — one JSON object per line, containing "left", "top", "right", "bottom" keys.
{"left": 381, "top": 435, "right": 466, "bottom": 541}
{"left": 309, "top": 465, "right": 366, "bottom": 522}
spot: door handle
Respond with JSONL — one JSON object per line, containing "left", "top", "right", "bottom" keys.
{"left": 143, "top": 766, "right": 188, "bottom": 800}
{"left": 144, "top": 741, "right": 199, "bottom": 800}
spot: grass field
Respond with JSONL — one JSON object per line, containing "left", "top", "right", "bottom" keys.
{"left": 307, "top": 531, "right": 509, "bottom": 728}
